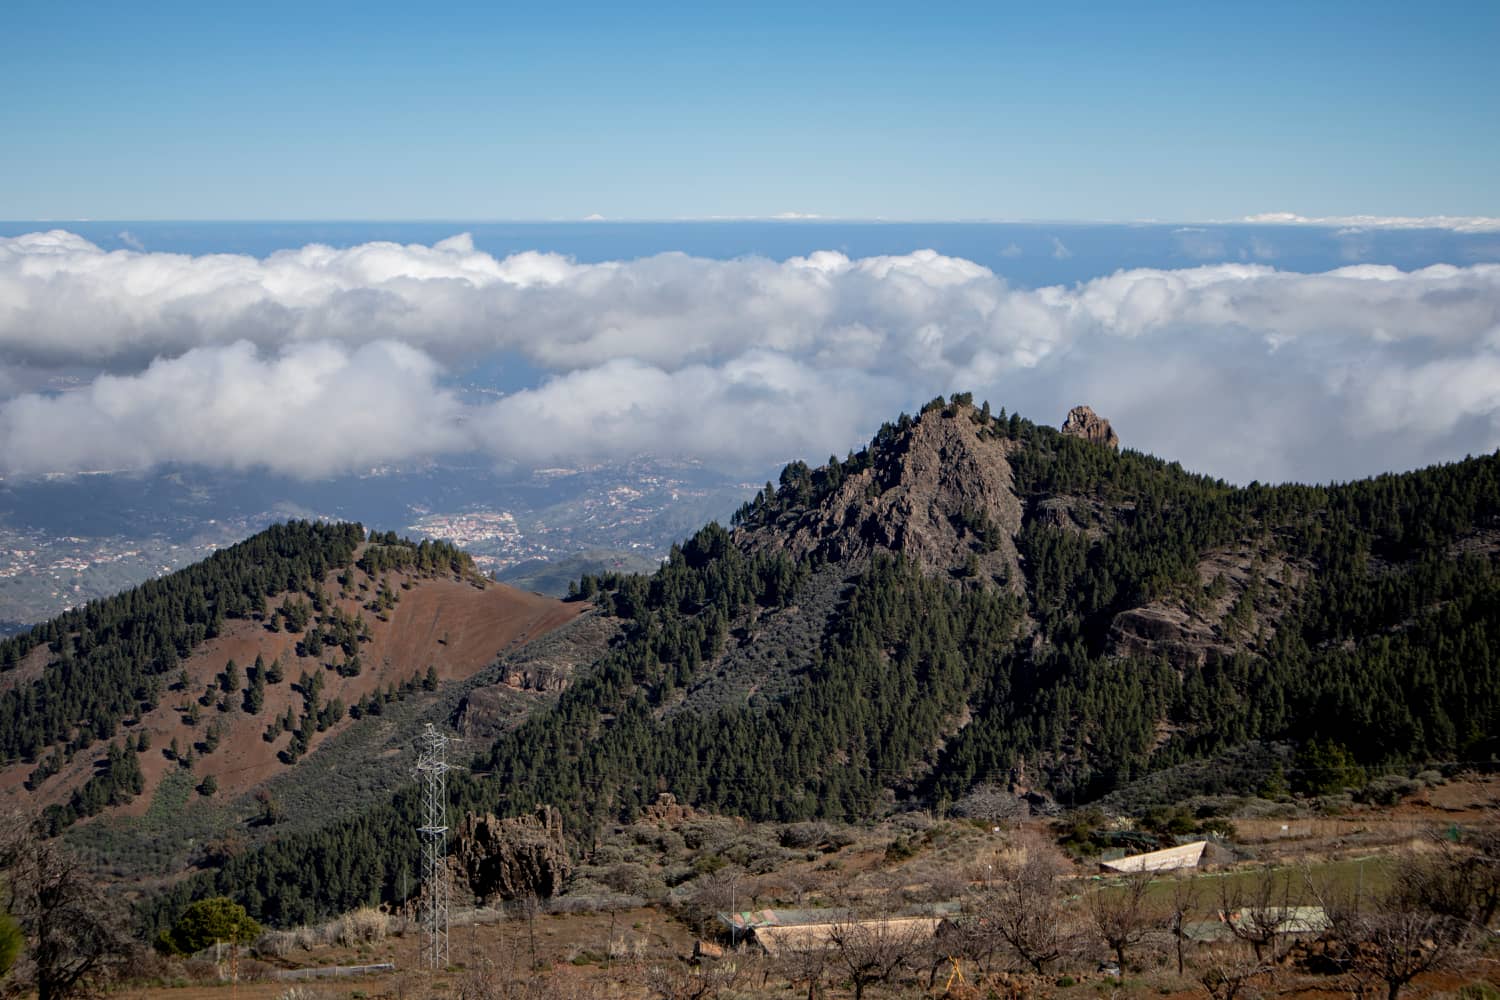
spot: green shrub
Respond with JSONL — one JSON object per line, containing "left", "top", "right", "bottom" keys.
{"left": 163, "top": 897, "right": 260, "bottom": 955}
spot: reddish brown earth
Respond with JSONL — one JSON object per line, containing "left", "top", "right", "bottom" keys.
{"left": 0, "top": 561, "right": 583, "bottom": 815}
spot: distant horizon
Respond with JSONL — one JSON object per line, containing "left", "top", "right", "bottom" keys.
{"left": 6, "top": 214, "right": 1500, "bottom": 230}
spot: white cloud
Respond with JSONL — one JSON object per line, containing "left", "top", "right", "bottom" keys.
{"left": 2, "top": 231, "right": 1500, "bottom": 484}
{"left": 468, "top": 354, "right": 905, "bottom": 470}
{"left": 1243, "top": 212, "right": 1500, "bottom": 234}
{"left": 0, "top": 340, "right": 467, "bottom": 478}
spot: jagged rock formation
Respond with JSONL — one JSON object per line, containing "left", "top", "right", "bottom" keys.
{"left": 454, "top": 806, "right": 571, "bottom": 902}
{"left": 497, "top": 662, "right": 570, "bottom": 692}
{"left": 638, "top": 792, "right": 699, "bottom": 827}
{"left": 737, "top": 405, "right": 1025, "bottom": 585}
{"left": 1060, "top": 405, "right": 1119, "bottom": 448}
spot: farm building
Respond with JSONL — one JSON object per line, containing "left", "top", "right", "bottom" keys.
{"left": 719, "top": 908, "right": 852, "bottom": 940}
{"left": 1181, "top": 906, "right": 1330, "bottom": 943}
{"left": 1099, "top": 839, "right": 1212, "bottom": 873}
{"left": 718, "top": 907, "right": 950, "bottom": 955}
{"left": 749, "top": 917, "right": 944, "bottom": 957}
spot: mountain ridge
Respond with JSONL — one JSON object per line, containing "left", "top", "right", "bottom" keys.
{"left": 5, "top": 396, "right": 1496, "bottom": 934}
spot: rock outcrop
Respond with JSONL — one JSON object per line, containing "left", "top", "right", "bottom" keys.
{"left": 638, "top": 792, "right": 698, "bottom": 827}
{"left": 737, "top": 404, "right": 1026, "bottom": 587}
{"left": 1060, "top": 405, "right": 1119, "bottom": 449}
{"left": 454, "top": 806, "right": 571, "bottom": 902}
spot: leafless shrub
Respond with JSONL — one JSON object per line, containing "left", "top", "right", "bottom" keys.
{"left": 276, "top": 986, "right": 329, "bottom": 1000}
{"left": 253, "top": 929, "right": 298, "bottom": 959}
{"left": 181, "top": 956, "right": 222, "bottom": 983}
{"left": 781, "top": 822, "right": 832, "bottom": 849}
{"left": 951, "top": 784, "right": 1029, "bottom": 823}
{"left": 601, "top": 861, "right": 661, "bottom": 897}
{"left": 237, "top": 958, "right": 274, "bottom": 981}
{"left": 1198, "top": 946, "right": 1271, "bottom": 1000}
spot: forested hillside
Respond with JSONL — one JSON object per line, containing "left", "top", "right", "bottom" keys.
{"left": 0, "top": 521, "right": 589, "bottom": 854}
{"left": 0, "top": 521, "right": 367, "bottom": 763}
{"left": 134, "top": 397, "right": 1500, "bottom": 932}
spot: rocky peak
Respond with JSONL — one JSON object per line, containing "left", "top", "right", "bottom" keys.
{"left": 1060, "top": 405, "right": 1119, "bottom": 449}
{"left": 737, "top": 402, "right": 1025, "bottom": 585}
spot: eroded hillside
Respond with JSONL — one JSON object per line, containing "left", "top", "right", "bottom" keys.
{"left": 0, "top": 524, "right": 605, "bottom": 884}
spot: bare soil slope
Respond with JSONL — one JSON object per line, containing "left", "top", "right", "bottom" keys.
{"left": 0, "top": 560, "right": 583, "bottom": 817}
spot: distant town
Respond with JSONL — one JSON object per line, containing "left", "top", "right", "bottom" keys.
{"left": 0, "top": 461, "right": 755, "bottom": 628}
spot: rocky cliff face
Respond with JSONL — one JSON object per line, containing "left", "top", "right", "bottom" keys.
{"left": 737, "top": 406, "right": 1026, "bottom": 587}
{"left": 454, "top": 806, "right": 571, "bottom": 902}
{"left": 1060, "top": 405, "right": 1120, "bottom": 449}
{"left": 454, "top": 612, "right": 619, "bottom": 740}
{"left": 734, "top": 401, "right": 1288, "bottom": 734}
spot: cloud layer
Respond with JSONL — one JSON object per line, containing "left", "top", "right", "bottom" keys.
{"left": 2, "top": 232, "right": 1499, "bottom": 484}
{"left": 1242, "top": 212, "right": 1500, "bottom": 234}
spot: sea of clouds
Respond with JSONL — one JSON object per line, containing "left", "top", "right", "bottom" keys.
{"left": 1, "top": 230, "right": 1498, "bottom": 485}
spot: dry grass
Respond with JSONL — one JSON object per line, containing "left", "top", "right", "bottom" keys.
{"left": 1234, "top": 816, "right": 1430, "bottom": 844}
{"left": 332, "top": 907, "right": 392, "bottom": 947}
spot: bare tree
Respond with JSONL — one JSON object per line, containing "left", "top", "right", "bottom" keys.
{"left": 944, "top": 881, "right": 1003, "bottom": 978}
{"left": 1357, "top": 905, "right": 1468, "bottom": 1000}
{"left": 1168, "top": 875, "right": 1200, "bottom": 976}
{"left": 1087, "top": 869, "right": 1153, "bottom": 969}
{"left": 975, "top": 835, "right": 1073, "bottom": 974}
{"left": 509, "top": 892, "right": 542, "bottom": 970}
{"left": 681, "top": 866, "right": 744, "bottom": 942}
{"left": 642, "top": 957, "right": 745, "bottom": 1000}
{"left": 1218, "top": 866, "right": 1293, "bottom": 963}
{"left": 1391, "top": 826, "right": 1499, "bottom": 933}
{"left": 1314, "top": 853, "right": 1475, "bottom": 1000}
{"left": 775, "top": 936, "right": 831, "bottom": 1000}
{"left": 0, "top": 819, "right": 132, "bottom": 1000}
{"left": 1198, "top": 945, "right": 1269, "bottom": 1000}
{"left": 824, "top": 913, "right": 930, "bottom": 1000}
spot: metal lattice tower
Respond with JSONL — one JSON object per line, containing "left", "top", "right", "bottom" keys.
{"left": 416, "top": 723, "right": 457, "bottom": 969}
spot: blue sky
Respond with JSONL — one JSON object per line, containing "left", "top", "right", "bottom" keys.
{"left": 4, "top": 0, "right": 1497, "bottom": 221}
